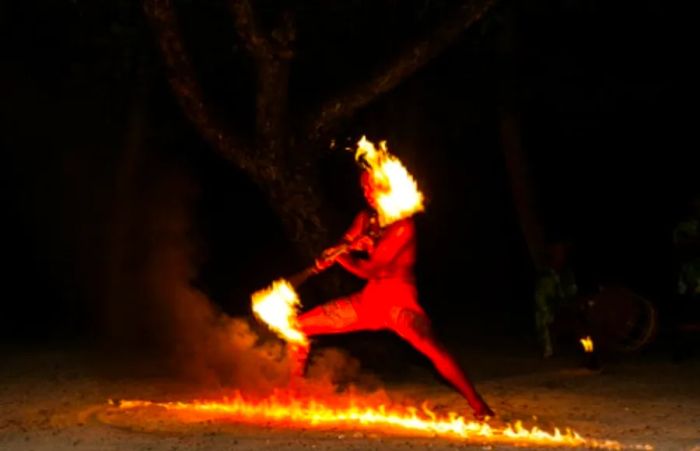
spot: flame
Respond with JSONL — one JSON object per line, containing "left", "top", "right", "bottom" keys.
{"left": 251, "top": 279, "right": 308, "bottom": 346}
{"left": 355, "top": 136, "right": 424, "bottom": 227}
{"left": 580, "top": 336, "right": 594, "bottom": 353}
{"left": 111, "top": 391, "right": 649, "bottom": 449}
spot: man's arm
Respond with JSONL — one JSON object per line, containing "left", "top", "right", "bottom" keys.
{"left": 337, "top": 219, "right": 414, "bottom": 279}
{"left": 314, "top": 211, "right": 369, "bottom": 271}
{"left": 341, "top": 211, "right": 369, "bottom": 244}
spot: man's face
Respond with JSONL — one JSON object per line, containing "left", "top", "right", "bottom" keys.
{"left": 360, "top": 172, "right": 378, "bottom": 209}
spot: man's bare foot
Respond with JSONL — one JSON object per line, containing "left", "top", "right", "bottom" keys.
{"left": 473, "top": 403, "right": 495, "bottom": 421}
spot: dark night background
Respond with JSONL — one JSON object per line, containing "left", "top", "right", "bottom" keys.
{"left": 1, "top": 0, "right": 697, "bottom": 368}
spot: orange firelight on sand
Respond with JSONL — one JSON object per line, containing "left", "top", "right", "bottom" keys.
{"left": 111, "top": 391, "right": 650, "bottom": 450}
{"left": 580, "top": 336, "right": 594, "bottom": 353}
{"left": 251, "top": 279, "right": 307, "bottom": 346}
{"left": 355, "top": 136, "right": 424, "bottom": 227}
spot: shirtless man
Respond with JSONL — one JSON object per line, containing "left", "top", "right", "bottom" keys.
{"left": 291, "top": 170, "right": 494, "bottom": 420}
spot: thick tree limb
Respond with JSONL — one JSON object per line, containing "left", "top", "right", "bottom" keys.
{"left": 229, "top": 0, "right": 295, "bottom": 158}
{"left": 143, "top": 0, "right": 258, "bottom": 174}
{"left": 304, "top": 0, "right": 498, "bottom": 141}
{"left": 255, "top": 59, "right": 291, "bottom": 159}
{"left": 145, "top": 0, "right": 325, "bottom": 257}
{"left": 229, "top": 0, "right": 295, "bottom": 61}
{"left": 500, "top": 109, "right": 547, "bottom": 270}
{"left": 229, "top": 0, "right": 271, "bottom": 58}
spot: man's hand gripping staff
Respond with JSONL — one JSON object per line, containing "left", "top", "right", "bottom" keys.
{"left": 287, "top": 235, "right": 374, "bottom": 288}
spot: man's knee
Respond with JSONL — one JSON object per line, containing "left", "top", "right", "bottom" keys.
{"left": 299, "top": 299, "right": 359, "bottom": 335}
{"left": 322, "top": 300, "right": 359, "bottom": 325}
{"left": 392, "top": 308, "right": 433, "bottom": 341}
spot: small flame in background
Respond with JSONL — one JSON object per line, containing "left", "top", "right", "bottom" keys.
{"left": 580, "top": 336, "right": 594, "bottom": 353}
{"left": 111, "top": 391, "right": 651, "bottom": 450}
{"left": 355, "top": 136, "right": 424, "bottom": 227}
{"left": 251, "top": 279, "right": 307, "bottom": 346}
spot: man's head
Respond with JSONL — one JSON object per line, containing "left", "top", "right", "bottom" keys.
{"left": 360, "top": 170, "right": 391, "bottom": 210}
{"left": 360, "top": 170, "right": 378, "bottom": 209}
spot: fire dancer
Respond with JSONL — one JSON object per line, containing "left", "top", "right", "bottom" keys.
{"left": 291, "top": 157, "right": 494, "bottom": 420}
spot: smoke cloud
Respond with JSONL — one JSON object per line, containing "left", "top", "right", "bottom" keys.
{"left": 100, "top": 156, "right": 377, "bottom": 397}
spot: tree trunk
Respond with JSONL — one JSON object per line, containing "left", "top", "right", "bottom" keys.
{"left": 250, "top": 37, "right": 328, "bottom": 260}
{"left": 102, "top": 72, "right": 151, "bottom": 344}
{"left": 259, "top": 154, "right": 328, "bottom": 261}
{"left": 144, "top": 0, "right": 498, "bottom": 262}
{"left": 256, "top": 57, "right": 289, "bottom": 158}
{"left": 500, "top": 109, "right": 547, "bottom": 270}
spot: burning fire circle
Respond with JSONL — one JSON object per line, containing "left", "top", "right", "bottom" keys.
{"left": 99, "top": 391, "right": 651, "bottom": 450}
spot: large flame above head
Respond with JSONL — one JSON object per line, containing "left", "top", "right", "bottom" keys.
{"left": 580, "top": 336, "right": 594, "bottom": 353}
{"left": 251, "top": 279, "right": 308, "bottom": 346}
{"left": 355, "top": 136, "right": 424, "bottom": 227}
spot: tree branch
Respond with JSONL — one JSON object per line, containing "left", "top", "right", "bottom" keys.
{"left": 145, "top": 0, "right": 325, "bottom": 258}
{"left": 500, "top": 109, "right": 547, "bottom": 270}
{"left": 229, "top": 0, "right": 296, "bottom": 159}
{"left": 304, "top": 0, "right": 498, "bottom": 142}
{"left": 143, "top": 0, "right": 258, "bottom": 174}
{"left": 229, "top": 0, "right": 271, "bottom": 58}
{"left": 229, "top": 0, "right": 295, "bottom": 61}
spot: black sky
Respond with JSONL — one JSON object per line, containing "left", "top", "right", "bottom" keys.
{"left": 1, "top": 0, "right": 697, "bottom": 347}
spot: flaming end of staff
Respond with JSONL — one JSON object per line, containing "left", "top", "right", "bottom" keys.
{"left": 251, "top": 279, "right": 308, "bottom": 346}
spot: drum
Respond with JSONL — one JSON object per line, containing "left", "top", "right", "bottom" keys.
{"left": 580, "top": 285, "right": 658, "bottom": 352}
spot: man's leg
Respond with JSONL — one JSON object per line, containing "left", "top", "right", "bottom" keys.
{"left": 390, "top": 307, "right": 494, "bottom": 419}
{"left": 298, "top": 298, "right": 364, "bottom": 336}
{"left": 290, "top": 296, "right": 367, "bottom": 379}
